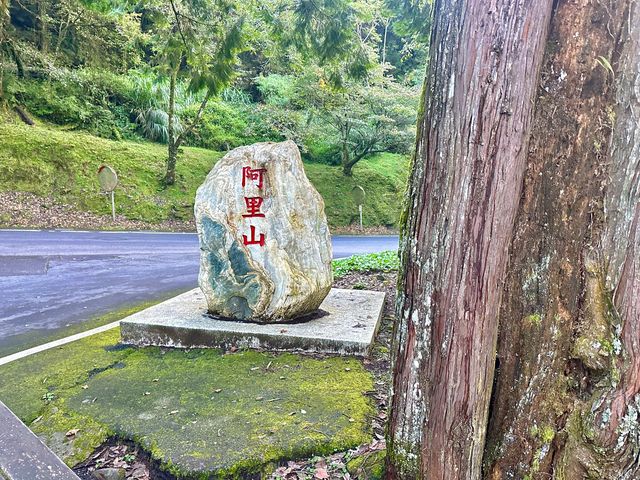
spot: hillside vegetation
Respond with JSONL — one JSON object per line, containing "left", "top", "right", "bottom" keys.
{"left": 0, "top": 121, "right": 409, "bottom": 228}
{"left": 0, "top": 0, "right": 425, "bottom": 229}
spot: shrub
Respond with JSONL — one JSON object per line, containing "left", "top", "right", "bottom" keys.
{"left": 255, "top": 74, "right": 296, "bottom": 106}
{"left": 332, "top": 251, "right": 400, "bottom": 279}
{"left": 182, "top": 101, "right": 248, "bottom": 150}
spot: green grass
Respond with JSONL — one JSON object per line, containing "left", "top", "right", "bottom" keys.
{"left": 0, "top": 121, "right": 409, "bottom": 228}
{"left": 332, "top": 250, "right": 400, "bottom": 279}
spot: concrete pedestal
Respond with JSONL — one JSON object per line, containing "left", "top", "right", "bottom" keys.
{"left": 120, "top": 288, "right": 385, "bottom": 355}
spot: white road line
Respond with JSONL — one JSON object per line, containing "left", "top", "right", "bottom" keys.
{"left": 0, "top": 320, "right": 122, "bottom": 367}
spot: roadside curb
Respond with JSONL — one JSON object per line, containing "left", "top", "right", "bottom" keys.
{"left": 0, "top": 321, "right": 121, "bottom": 367}
{"left": 0, "top": 401, "right": 80, "bottom": 479}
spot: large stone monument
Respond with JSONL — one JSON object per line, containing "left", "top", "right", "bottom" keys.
{"left": 194, "top": 141, "right": 333, "bottom": 323}
{"left": 120, "top": 140, "right": 385, "bottom": 355}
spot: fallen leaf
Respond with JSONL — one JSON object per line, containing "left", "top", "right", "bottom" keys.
{"left": 169, "top": 410, "right": 179, "bottom": 415}
{"left": 314, "top": 467, "right": 329, "bottom": 479}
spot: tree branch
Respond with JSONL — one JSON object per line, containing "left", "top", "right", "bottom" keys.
{"left": 169, "top": 0, "right": 188, "bottom": 48}
{"left": 175, "top": 91, "right": 212, "bottom": 146}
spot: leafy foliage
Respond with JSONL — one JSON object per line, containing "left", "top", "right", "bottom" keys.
{"left": 295, "top": 71, "right": 419, "bottom": 173}
{"left": 2, "top": 0, "right": 428, "bottom": 191}
{"left": 332, "top": 250, "right": 399, "bottom": 278}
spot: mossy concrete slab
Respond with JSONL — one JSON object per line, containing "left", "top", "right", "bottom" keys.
{"left": 0, "top": 328, "right": 375, "bottom": 478}
{"left": 121, "top": 288, "right": 385, "bottom": 355}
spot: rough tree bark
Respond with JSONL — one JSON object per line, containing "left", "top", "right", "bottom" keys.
{"left": 387, "top": 0, "right": 554, "bottom": 478}
{"left": 389, "top": 0, "right": 640, "bottom": 478}
{"left": 484, "top": 0, "right": 640, "bottom": 478}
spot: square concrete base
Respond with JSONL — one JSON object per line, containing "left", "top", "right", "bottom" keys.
{"left": 120, "top": 288, "right": 385, "bottom": 355}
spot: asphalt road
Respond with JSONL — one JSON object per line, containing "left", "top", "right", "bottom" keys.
{"left": 0, "top": 230, "right": 398, "bottom": 353}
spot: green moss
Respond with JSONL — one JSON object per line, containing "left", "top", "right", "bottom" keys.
{"left": 540, "top": 425, "right": 555, "bottom": 444}
{"left": 386, "top": 439, "right": 420, "bottom": 479}
{"left": 0, "top": 122, "right": 408, "bottom": 228}
{"left": 30, "top": 403, "right": 113, "bottom": 467}
{"left": 0, "top": 328, "right": 130, "bottom": 422}
{"left": 0, "top": 328, "right": 375, "bottom": 477}
{"left": 525, "top": 313, "right": 542, "bottom": 327}
{"left": 525, "top": 424, "right": 556, "bottom": 478}
{"left": 347, "top": 450, "right": 385, "bottom": 479}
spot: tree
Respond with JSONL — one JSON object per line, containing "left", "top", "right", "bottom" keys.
{"left": 146, "top": 0, "right": 245, "bottom": 185}
{"left": 388, "top": 0, "right": 640, "bottom": 478}
{"left": 485, "top": 1, "right": 640, "bottom": 478}
{"left": 0, "top": 0, "right": 9, "bottom": 101}
{"left": 387, "top": 0, "right": 556, "bottom": 477}
{"left": 297, "top": 73, "right": 418, "bottom": 175}
{"left": 380, "top": 0, "right": 431, "bottom": 81}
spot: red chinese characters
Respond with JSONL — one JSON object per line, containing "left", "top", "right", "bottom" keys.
{"left": 241, "top": 166, "right": 267, "bottom": 246}
{"left": 242, "top": 197, "right": 265, "bottom": 218}
{"left": 243, "top": 225, "right": 265, "bottom": 247}
{"left": 242, "top": 166, "right": 267, "bottom": 189}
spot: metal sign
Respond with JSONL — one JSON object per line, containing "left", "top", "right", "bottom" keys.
{"left": 97, "top": 165, "right": 118, "bottom": 192}
{"left": 352, "top": 185, "right": 366, "bottom": 206}
{"left": 97, "top": 165, "right": 118, "bottom": 221}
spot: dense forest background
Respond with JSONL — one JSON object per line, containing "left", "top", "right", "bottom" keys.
{"left": 0, "top": 0, "right": 430, "bottom": 228}
{"left": 0, "top": 0, "right": 428, "bottom": 175}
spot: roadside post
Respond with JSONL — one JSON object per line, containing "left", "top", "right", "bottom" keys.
{"left": 352, "top": 185, "right": 366, "bottom": 231}
{"left": 97, "top": 165, "right": 118, "bottom": 221}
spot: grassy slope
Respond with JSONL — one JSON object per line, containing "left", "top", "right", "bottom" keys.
{"left": 0, "top": 121, "right": 408, "bottom": 228}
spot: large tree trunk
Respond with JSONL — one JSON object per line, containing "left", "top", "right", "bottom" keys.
{"left": 387, "top": 0, "right": 554, "bottom": 478}
{"left": 484, "top": 0, "right": 640, "bottom": 478}
{"left": 36, "top": 0, "right": 48, "bottom": 53}
{"left": 388, "top": 0, "right": 640, "bottom": 478}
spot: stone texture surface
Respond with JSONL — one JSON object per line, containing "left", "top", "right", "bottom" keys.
{"left": 120, "top": 288, "right": 385, "bottom": 355}
{"left": 194, "top": 141, "right": 332, "bottom": 323}
{"left": 0, "top": 400, "right": 80, "bottom": 479}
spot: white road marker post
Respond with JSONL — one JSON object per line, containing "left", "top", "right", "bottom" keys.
{"left": 110, "top": 190, "right": 116, "bottom": 221}
{"left": 352, "top": 185, "right": 366, "bottom": 231}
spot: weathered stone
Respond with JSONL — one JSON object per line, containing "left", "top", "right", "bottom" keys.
{"left": 0, "top": 400, "right": 80, "bottom": 480}
{"left": 194, "top": 141, "right": 332, "bottom": 322}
